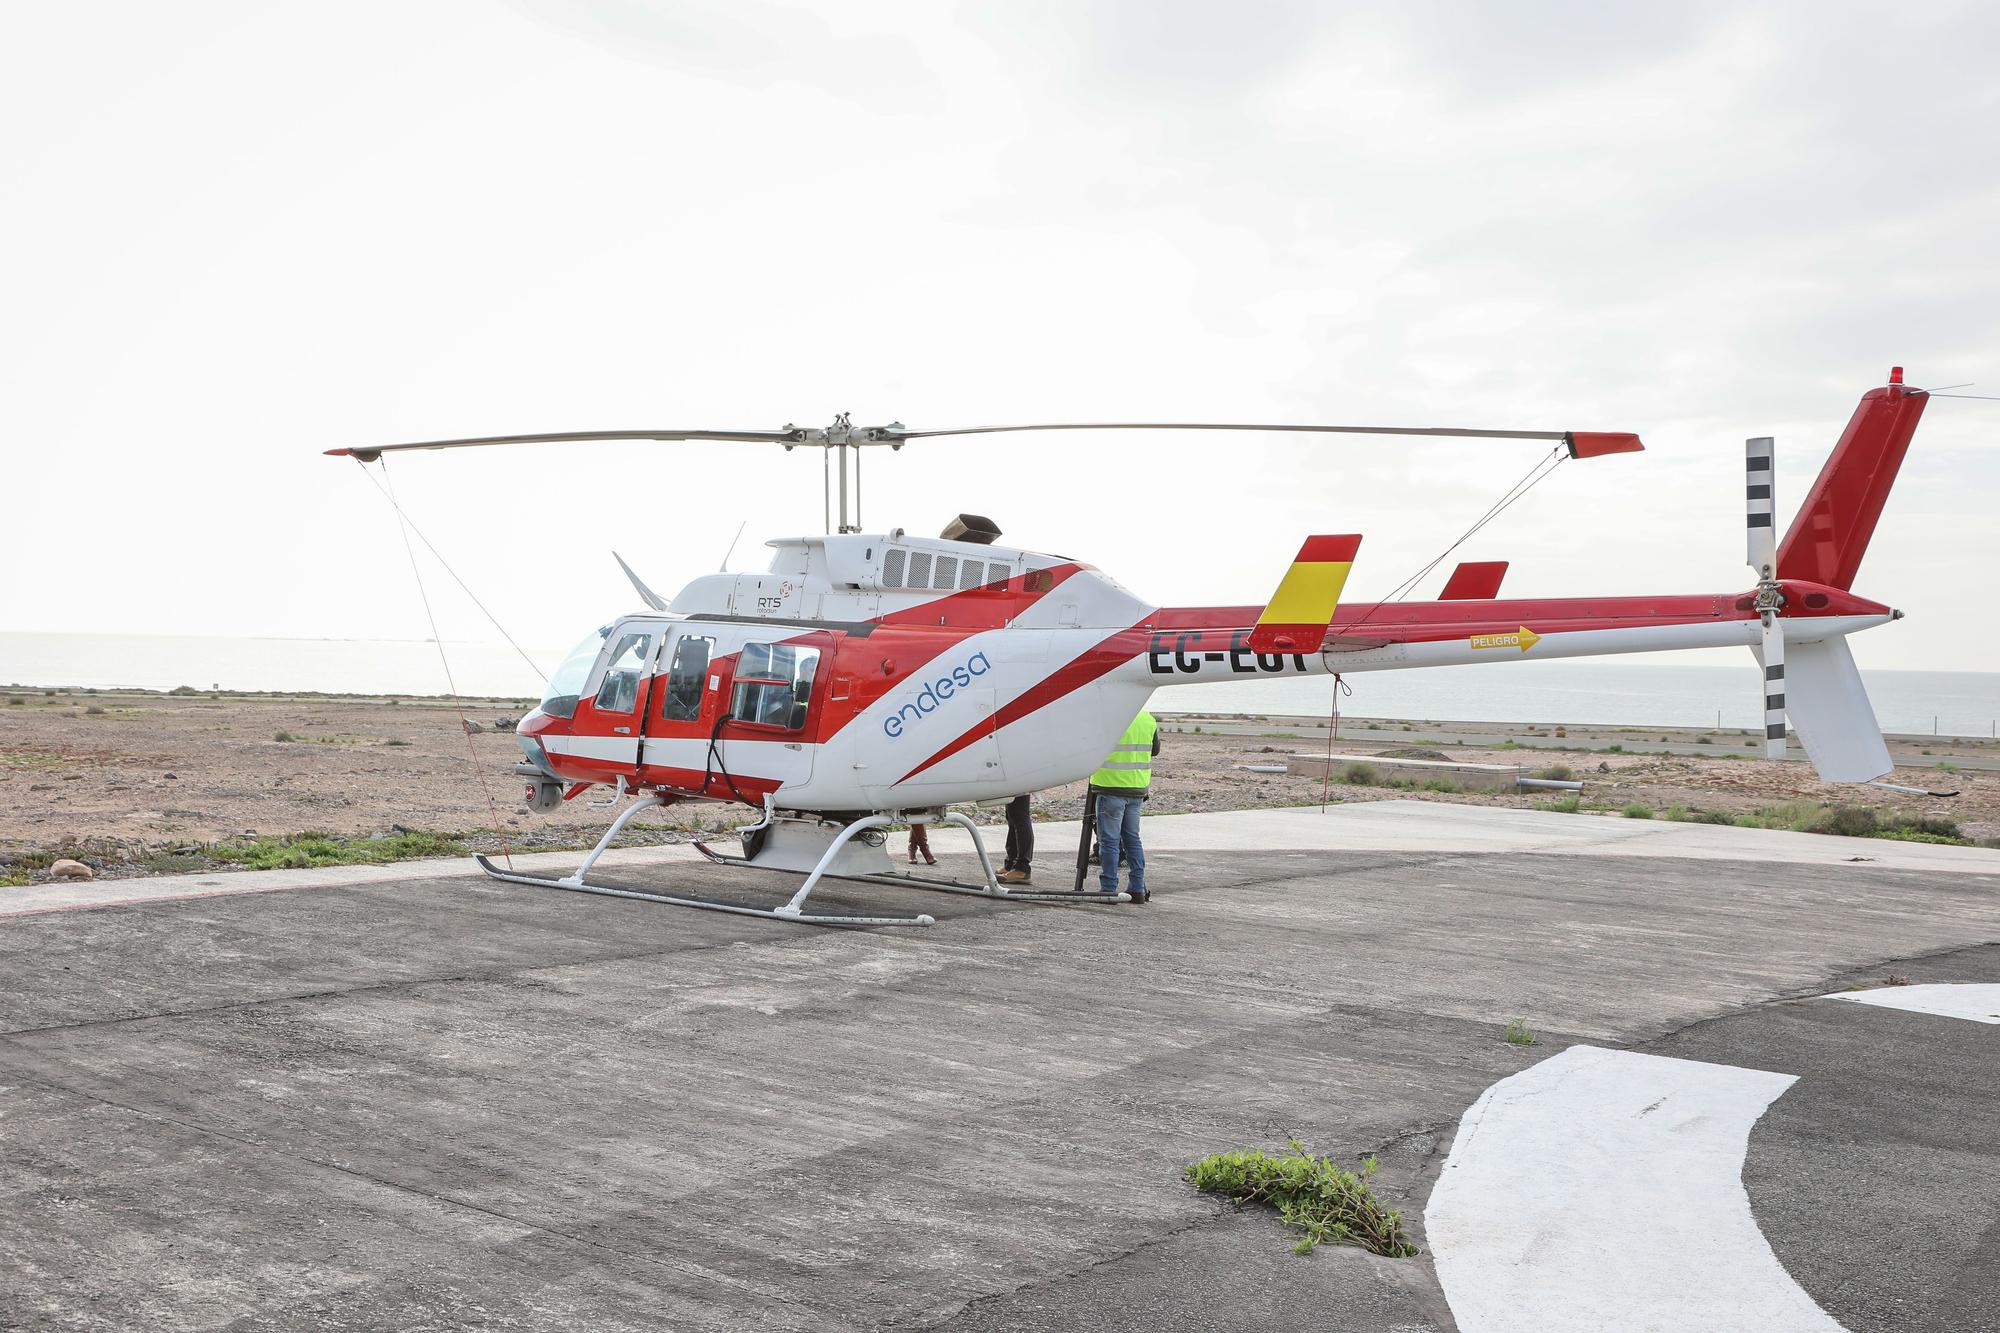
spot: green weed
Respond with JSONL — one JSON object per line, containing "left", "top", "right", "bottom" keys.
{"left": 206, "top": 830, "right": 467, "bottom": 870}
{"left": 0, "top": 874, "right": 29, "bottom": 888}
{"left": 1621, "top": 803, "right": 1654, "bottom": 819}
{"left": 1504, "top": 1020, "right": 1538, "bottom": 1046}
{"left": 1721, "top": 802, "right": 1969, "bottom": 845}
{"left": 1185, "top": 1140, "right": 1416, "bottom": 1257}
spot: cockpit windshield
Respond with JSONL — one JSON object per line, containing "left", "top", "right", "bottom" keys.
{"left": 540, "top": 626, "right": 611, "bottom": 719}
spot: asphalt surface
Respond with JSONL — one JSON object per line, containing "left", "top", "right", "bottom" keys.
{"left": 1643, "top": 947, "right": 2000, "bottom": 1333}
{"left": 2, "top": 806, "right": 1996, "bottom": 1331}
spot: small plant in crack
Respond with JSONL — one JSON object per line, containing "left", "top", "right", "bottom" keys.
{"left": 1504, "top": 1020, "right": 1538, "bottom": 1046}
{"left": 1185, "top": 1140, "right": 1416, "bottom": 1257}
{"left": 1882, "top": 973, "right": 1911, "bottom": 987}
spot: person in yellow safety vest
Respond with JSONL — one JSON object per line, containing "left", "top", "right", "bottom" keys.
{"left": 1089, "top": 709, "right": 1160, "bottom": 904}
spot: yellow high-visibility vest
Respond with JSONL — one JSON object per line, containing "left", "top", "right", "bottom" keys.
{"left": 1090, "top": 710, "right": 1157, "bottom": 790}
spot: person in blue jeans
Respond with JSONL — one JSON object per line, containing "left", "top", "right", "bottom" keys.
{"left": 1089, "top": 709, "right": 1160, "bottom": 903}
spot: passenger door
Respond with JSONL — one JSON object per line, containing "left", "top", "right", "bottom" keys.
{"left": 568, "top": 623, "right": 662, "bottom": 774}
{"left": 711, "top": 631, "right": 829, "bottom": 793}
{"left": 638, "top": 627, "right": 721, "bottom": 790}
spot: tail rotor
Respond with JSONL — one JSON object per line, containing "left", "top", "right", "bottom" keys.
{"left": 1745, "top": 437, "right": 1788, "bottom": 760}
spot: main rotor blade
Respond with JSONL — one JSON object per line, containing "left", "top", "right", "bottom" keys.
{"left": 325, "top": 427, "right": 806, "bottom": 462}
{"left": 870, "top": 422, "right": 1643, "bottom": 457}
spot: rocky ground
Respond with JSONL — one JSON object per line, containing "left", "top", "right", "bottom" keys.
{"left": 1, "top": 688, "right": 1993, "bottom": 882}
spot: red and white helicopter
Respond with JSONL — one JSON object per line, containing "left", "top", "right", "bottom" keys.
{"left": 330, "top": 369, "right": 1928, "bottom": 926}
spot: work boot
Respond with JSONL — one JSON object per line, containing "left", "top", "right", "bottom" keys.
{"left": 998, "top": 867, "right": 1031, "bottom": 885}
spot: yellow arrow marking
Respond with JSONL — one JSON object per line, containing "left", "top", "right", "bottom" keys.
{"left": 1470, "top": 626, "right": 1542, "bottom": 652}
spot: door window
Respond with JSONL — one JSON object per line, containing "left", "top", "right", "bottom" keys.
{"left": 591, "top": 629, "right": 656, "bottom": 715}
{"left": 661, "top": 634, "right": 714, "bottom": 722}
{"left": 731, "top": 642, "right": 820, "bottom": 730}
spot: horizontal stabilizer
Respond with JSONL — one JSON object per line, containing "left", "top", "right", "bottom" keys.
{"left": 1769, "top": 636, "right": 1892, "bottom": 783}
{"left": 1440, "top": 561, "right": 1509, "bottom": 600}
{"left": 1248, "top": 535, "right": 1361, "bottom": 654}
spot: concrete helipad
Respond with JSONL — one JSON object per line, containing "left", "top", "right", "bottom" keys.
{"left": 2, "top": 802, "right": 1996, "bottom": 1331}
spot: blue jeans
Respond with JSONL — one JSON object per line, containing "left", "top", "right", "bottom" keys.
{"left": 1095, "top": 792, "right": 1146, "bottom": 895}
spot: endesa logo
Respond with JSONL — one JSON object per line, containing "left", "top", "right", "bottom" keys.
{"left": 883, "top": 652, "right": 992, "bottom": 739}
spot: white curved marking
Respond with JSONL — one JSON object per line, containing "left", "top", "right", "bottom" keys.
{"left": 1427, "top": 1045, "right": 1845, "bottom": 1333}
{"left": 1822, "top": 983, "right": 2000, "bottom": 1024}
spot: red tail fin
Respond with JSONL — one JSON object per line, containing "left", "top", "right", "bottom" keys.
{"left": 1776, "top": 370, "right": 1928, "bottom": 590}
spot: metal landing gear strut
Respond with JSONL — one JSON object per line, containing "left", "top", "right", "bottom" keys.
{"left": 476, "top": 794, "right": 937, "bottom": 928}
{"left": 478, "top": 796, "right": 1126, "bottom": 928}
{"left": 693, "top": 805, "right": 1129, "bottom": 908}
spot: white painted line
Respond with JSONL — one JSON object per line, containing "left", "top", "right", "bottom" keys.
{"left": 1426, "top": 1045, "right": 1844, "bottom": 1333}
{"left": 1822, "top": 983, "right": 2000, "bottom": 1025}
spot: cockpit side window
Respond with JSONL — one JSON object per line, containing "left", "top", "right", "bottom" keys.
{"left": 592, "top": 630, "right": 656, "bottom": 715}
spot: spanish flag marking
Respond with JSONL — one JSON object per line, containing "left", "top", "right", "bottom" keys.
{"left": 1247, "top": 535, "right": 1361, "bottom": 654}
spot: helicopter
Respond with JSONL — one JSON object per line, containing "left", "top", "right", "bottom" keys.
{"left": 328, "top": 370, "right": 1928, "bottom": 927}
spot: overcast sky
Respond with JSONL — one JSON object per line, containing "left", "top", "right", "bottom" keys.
{"left": 3, "top": 0, "right": 1995, "bottom": 679}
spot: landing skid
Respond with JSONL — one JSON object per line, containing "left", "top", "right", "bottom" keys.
{"left": 475, "top": 796, "right": 1124, "bottom": 928}
{"left": 474, "top": 854, "right": 933, "bottom": 927}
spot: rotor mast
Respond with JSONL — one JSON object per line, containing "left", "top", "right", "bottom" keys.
{"left": 785, "top": 413, "right": 908, "bottom": 534}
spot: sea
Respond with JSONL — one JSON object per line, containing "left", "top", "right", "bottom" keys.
{"left": 3, "top": 631, "right": 1996, "bottom": 738}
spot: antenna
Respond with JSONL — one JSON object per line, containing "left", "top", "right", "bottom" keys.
{"left": 720, "top": 520, "right": 747, "bottom": 572}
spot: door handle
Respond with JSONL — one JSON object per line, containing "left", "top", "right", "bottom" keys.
{"left": 614, "top": 726, "right": 631, "bottom": 735}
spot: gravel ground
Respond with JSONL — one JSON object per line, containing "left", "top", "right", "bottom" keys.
{"left": 1, "top": 688, "right": 1992, "bottom": 881}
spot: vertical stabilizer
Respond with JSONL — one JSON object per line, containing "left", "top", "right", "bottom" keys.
{"left": 1778, "top": 637, "right": 1892, "bottom": 783}
{"left": 1776, "top": 370, "right": 1927, "bottom": 590}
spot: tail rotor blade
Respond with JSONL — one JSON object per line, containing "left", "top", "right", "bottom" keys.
{"left": 1746, "top": 437, "right": 1777, "bottom": 577}
{"left": 1761, "top": 614, "right": 1788, "bottom": 760}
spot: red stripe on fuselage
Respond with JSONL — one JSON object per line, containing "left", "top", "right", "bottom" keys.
{"left": 1157, "top": 583, "right": 1888, "bottom": 640}
{"left": 896, "top": 621, "right": 1154, "bottom": 784}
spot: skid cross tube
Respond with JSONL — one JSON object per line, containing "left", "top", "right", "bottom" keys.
{"left": 849, "top": 811, "right": 1127, "bottom": 903}
{"left": 692, "top": 809, "right": 1128, "bottom": 905}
